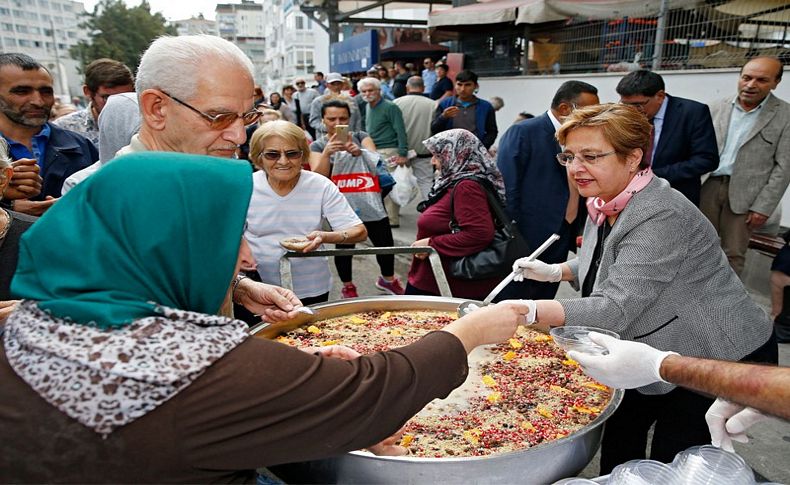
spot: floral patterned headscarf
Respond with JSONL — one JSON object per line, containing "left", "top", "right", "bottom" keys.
{"left": 420, "top": 129, "right": 506, "bottom": 210}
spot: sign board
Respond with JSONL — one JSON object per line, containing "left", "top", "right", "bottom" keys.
{"left": 330, "top": 30, "right": 379, "bottom": 73}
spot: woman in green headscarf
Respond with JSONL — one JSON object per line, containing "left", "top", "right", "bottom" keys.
{"left": 0, "top": 151, "right": 531, "bottom": 483}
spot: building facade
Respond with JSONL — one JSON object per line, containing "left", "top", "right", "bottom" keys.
{"left": 0, "top": 0, "right": 89, "bottom": 98}
{"left": 216, "top": 0, "right": 266, "bottom": 85}
{"left": 172, "top": 15, "right": 218, "bottom": 36}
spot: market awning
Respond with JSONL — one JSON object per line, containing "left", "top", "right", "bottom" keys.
{"left": 430, "top": 0, "right": 702, "bottom": 29}
{"left": 428, "top": 0, "right": 531, "bottom": 28}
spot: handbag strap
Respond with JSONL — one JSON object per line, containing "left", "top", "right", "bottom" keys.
{"left": 448, "top": 177, "right": 512, "bottom": 234}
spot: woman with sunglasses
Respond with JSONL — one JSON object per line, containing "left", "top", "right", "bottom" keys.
{"left": 0, "top": 152, "right": 532, "bottom": 482}
{"left": 509, "top": 104, "right": 776, "bottom": 472}
{"left": 245, "top": 120, "right": 367, "bottom": 305}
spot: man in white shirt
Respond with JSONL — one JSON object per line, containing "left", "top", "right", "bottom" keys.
{"left": 421, "top": 58, "right": 437, "bottom": 94}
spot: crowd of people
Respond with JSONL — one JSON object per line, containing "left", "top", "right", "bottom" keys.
{"left": 0, "top": 32, "right": 788, "bottom": 483}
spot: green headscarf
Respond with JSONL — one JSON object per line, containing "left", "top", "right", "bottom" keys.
{"left": 11, "top": 152, "right": 253, "bottom": 328}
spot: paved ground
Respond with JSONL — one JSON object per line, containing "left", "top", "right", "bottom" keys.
{"left": 323, "top": 198, "right": 790, "bottom": 483}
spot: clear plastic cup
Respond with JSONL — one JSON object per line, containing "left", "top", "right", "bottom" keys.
{"left": 610, "top": 459, "right": 680, "bottom": 485}
{"left": 550, "top": 326, "right": 620, "bottom": 356}
{"left": 552, "top": 479, "right": 598, "bottom": 485}
{"left": 671, "top": 445, "right": 754, "bottom": 485}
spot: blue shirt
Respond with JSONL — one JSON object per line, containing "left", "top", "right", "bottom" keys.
{"left": 422, "top": 68, "right": 437, "bottom": 93}
{"left": 712, "top": 94, "right": 770, "bottom": 177}
{"left": 2, "top": 123, "right": 51, "bottom": 170}
{"left": 651, "top": 96, "right": 668, "bottom": 162}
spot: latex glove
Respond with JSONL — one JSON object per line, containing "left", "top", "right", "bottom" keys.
{"left": 463, "top": 300, "right": 536, "bottom": 325}
{"left": 567, "top": 332, "right": 676, "bottom": 389}
{"left": 705, "top": 398, "right": 767, "bottom": 452}
{"left": 512, "top": 258, "right": 562, "bottom": 283}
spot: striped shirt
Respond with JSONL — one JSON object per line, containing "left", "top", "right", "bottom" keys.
{"left": 245, "top": 170, "right": 361, "bottom": 298}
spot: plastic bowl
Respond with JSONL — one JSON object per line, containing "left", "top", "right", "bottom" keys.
{"left": 672, "top": 445, "right": 754, "bottom": 485}
{"left": 550, "top": 326, "right": 620, "bottom": 356}
{"left": 610, "top": 459, "right": 680, "bottom": 485}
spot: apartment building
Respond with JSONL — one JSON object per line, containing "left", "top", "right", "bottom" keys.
{"left": 0, "top": 0, "right": 89, "bottom": 98}
{"left": 173, "top": 15, "right": 219, "bottom": 36}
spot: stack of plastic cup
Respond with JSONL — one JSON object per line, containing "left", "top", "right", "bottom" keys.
{"left": 671, "top": 445, "right": 755, "bottom": 484}
{"left": 609, "top": 459, "right": 681, "bottom": 485}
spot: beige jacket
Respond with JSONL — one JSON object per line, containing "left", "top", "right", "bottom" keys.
{"left": 709, "top": 93, "right": 790, "bottom": 215}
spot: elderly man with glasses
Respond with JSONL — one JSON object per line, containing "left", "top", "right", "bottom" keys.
{"left": 293, "top": 77, "right": 320, "bottom": 137}
{"left": 110, "top": 34, "right": 304, "bottom": 324}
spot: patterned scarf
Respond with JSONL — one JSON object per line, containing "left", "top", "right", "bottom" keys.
{"left": 587, "top": 168, "right": 654, "bottom": 226}
{"left": 418, "top": 129, "right": 506, "bottom": 211}
{"left": 4, "top": 301, "right": 248, "bottom": 435}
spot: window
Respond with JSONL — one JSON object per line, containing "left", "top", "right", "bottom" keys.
{"left": 2, "top": 23, "right": 13, "bottom": 32}
{"left": 19, "top": 39, "right": 32, "bottom": 47}
{"left": 67, "top": 31, "right": 76, "bottom": 38}
{"left": 4, "top": 38, "right": 17, "bottom": 47}
{"left": 295, "top": 15, "right": 304, "bottom": 30}
{"left": 30, "top": 26, "right": 41, "bottom": 35}
{"left": 0, "top": 7, "right": 9, "bottom": 14}
{"left": 38, "top": 0, "right": 49, "bottom": 6}
{"left": 15, "top": 24, "right": 27, "bottom": 33}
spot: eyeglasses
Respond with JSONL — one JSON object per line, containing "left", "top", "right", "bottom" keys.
{"left": 260, "top": 149, "right": 303, "bottom": 161}
{"left": 160, "top": 91, "right": 262, "bottom": 130}
{"left": 295, "top": 81, "right": 305, "bottom": 85}
{"left": 620, "top": 98, "right": 652, "bottom": 108}
{"left": 556, "top": 151, "right": 616, "bottom": 166}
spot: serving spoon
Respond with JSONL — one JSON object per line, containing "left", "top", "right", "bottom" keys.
{"left": 456, "top": 233, "right": 561, "bottom": 317}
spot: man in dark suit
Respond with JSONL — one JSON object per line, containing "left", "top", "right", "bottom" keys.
{"left": 495, "top": 80, "right": 599, "bottom": 300}
{"left": 0, "top": 53, "right": 96, "bottom": 216}
{"left": 617, "top": 70, "right": 718, "bottom": 206}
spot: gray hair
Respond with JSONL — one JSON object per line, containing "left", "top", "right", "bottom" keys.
{"left": 135, "top": 35, "right": 254, "bottom": 101}
{"left": 357, "top": 77, "right": 381, "bottom": 91}
{"left": 407, "top": 76, "right": 424, "bottom": 90}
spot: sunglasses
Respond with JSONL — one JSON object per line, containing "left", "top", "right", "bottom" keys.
{"left": 261, "top": 149, "right": 303, "bottom": 161}
{"left": 161, "top": 91, "right": 262, "bottom": 130}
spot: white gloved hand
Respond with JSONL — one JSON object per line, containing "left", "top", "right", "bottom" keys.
{"left": 512, "top": 258, "right": 562, "bottom": 283}
{"left": 705, "top": 398, "right": 767, "bottom": 452}
{"left": 567, "top": 332, "right": 676, "bottom": 389}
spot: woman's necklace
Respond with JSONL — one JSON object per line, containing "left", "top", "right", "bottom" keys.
{"left": 0, "top": 209, "right": 10, "bottom": 241}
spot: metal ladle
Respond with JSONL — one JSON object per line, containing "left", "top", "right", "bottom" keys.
{"left": 456, "top": 233, "right": 561, "bottom": 317}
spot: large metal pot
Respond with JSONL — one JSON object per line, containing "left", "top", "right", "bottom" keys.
{"left": 251, "top": 296, "right": 624, "bottom": 485}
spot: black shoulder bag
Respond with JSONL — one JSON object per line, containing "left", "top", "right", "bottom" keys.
{"left": 448, "top": 178, "right": 531, "bottom": 280}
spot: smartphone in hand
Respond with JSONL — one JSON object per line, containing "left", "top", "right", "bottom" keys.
{"left": 335, "top": 124, "right": 349, "bottom": 144}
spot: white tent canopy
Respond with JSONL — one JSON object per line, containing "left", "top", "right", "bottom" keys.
{"left": 429, "top": 0, "right": 700, "bottom": 28}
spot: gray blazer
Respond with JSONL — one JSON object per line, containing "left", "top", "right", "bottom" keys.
{"left": 560, "top": 177, "right": 772, "bottom": 395}
{"left": 709, "top": 93, "right": 790, "bottom": 215}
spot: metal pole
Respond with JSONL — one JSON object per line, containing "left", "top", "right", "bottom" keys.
{"left": 651, "top": 0, "right": 669, "bottom": 70}
{"left": 49, "top": 20, "right": 71, "bottom": 99}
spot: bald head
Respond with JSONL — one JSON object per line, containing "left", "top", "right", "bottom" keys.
{"left": 738, "top": 57, "right": 783, "bottom": 110}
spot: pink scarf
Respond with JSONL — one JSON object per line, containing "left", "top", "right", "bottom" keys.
{"left": 586, "top": 168, "right": 654, "bottom": 226}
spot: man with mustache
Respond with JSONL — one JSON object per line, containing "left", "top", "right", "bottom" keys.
{"left": 700, "top": 56, "right": 790, "bottom": 276}
{"left": 0, "top": 53, "right": 97, "bottom": 216}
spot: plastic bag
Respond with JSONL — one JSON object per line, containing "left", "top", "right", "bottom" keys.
{"left": 390, "top": 165, "right": 419, "bottom": 206}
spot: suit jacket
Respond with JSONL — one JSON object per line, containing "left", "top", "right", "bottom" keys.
{"left": 560, "top": 177, "right": 772, "bottom": 395}
{"left": 496, "top": 112, "right": 569, "bottom": 262}
{"left": 709, "top": 94, "right": 790, "bottom": 216}
{"left": 651, "top": 95, "right": 719, "bottom": 206}
{"left": 39, "top": 123, "right": 98, "bottom": 199}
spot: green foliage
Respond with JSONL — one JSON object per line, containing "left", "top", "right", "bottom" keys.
{"left": 69, "top": 0, "right": 177, "bottom": 73}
